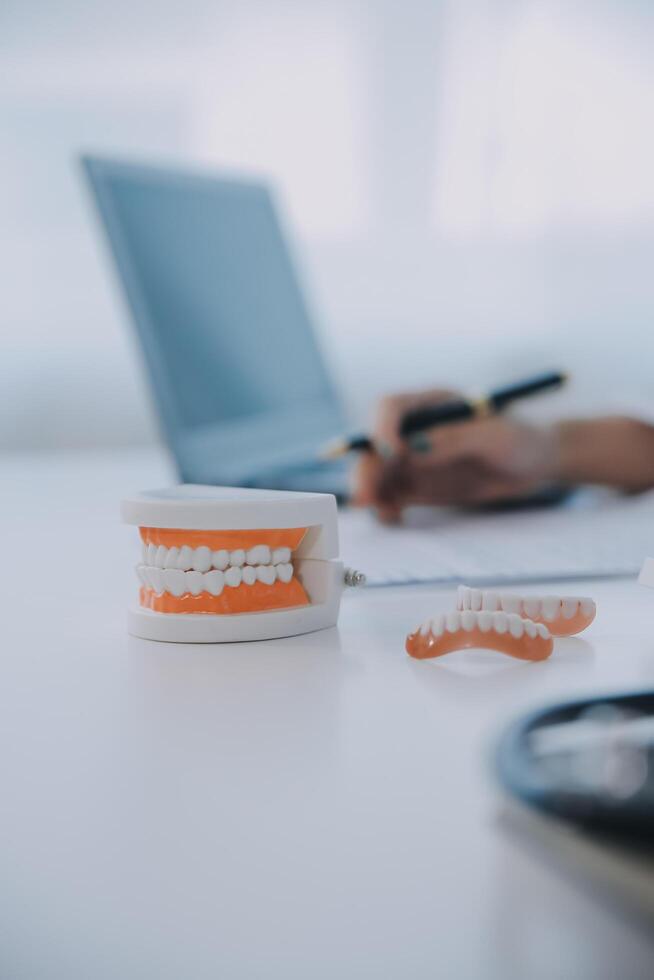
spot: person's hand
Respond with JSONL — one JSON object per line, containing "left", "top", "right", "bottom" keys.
{"left": 351, "top": 388, "right": 558, "bottom": 522}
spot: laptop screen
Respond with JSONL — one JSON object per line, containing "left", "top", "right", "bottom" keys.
{"left": 83, "top": 157, "right": 344, "bottom": 482}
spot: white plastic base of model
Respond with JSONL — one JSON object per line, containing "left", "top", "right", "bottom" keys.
{"left": 128, "top": 559, "right": 344, "bottom": 643}
{"left": 638, "top": 557, "right": 654, "bottom": 589}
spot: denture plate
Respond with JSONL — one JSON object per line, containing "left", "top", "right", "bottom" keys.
{"left": 204, "top": 569, "right": 225, "bottom": 596}
{"left": 186, "top": 571, "right": 204, "bottom": 596}
{"left": 246, "top": 545, "right": 271, "bottom": 566}
{"left": 164, "top": 547, "right": 179, "bottom": 570}
{"left": 192, "top": 546, "right": 212, "bottom": 573}
{"left": 256, "top": 565, "right": 276, "bottom": 586}
{"left": 225, "top": 566, "right": 242, "bottom": 588}
{"left": 508, "top": 613, "right": 524, "bottom": 638}
{"left": 561, "top": 598, "right": 578, "bottom": 620}
{"left": 212, "top": 549, "right": 229, "bottom": 570}
{"left": 164, "top": 568, "right": 186, "bottom": 597}
{"left": 541, "top": 597, "right": 560, "bottom": 622}
{"left": 242, "top": 565, "right": 257, "bottom": 586}
{"left": 277, "top": 563, "right": 293, "bottom": 584}
{"left": 177, "top": 545, "right": 194, "bottom": 571}
{"left": 446, "top": 611, "right": 460, "bottom": 633}
{"left": 272, "top": 547, "right": 291, "bottom": 565}
{"left": 493, "top": 612, "right": 508, "bottom": 633}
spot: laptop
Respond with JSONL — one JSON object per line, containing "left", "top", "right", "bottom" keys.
{"left": 82, "top": 156, "right": 350, "bottom": 495}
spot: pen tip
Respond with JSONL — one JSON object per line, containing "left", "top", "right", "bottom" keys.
{"left": 319, "top": 439, "right": 348, "bottom": 461}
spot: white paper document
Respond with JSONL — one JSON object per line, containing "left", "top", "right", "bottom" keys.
{"left": 338, "top": 490, "right": 654, "bottom": 587}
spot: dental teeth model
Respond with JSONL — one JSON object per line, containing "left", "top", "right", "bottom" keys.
{"left": 406, "top": 610, "right": 554, "bottom": 662}
{"left": 456, "top": 586, "right": 596, "bottom": 637}
{"left": 122, "top": 485, "right": 347, "bottom": 642}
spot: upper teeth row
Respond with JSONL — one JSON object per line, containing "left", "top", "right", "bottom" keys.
{"left": 457, "top": 586, "right": 595, "bottom": 621}
{"left": 420, "top": 610, "right": 551, "bottom": 639}
{"left": 137, "top": 562, "right": 294, "bottom": 596}
{"left": 141, "top": 543, "right": 291, "bottom": 573}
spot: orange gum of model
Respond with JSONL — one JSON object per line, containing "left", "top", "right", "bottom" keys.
{"left": 139, "top": 526, "right": 307, "bottom": 550}
{"left": 405, "top": 628, "right": 553, "bottom": 662}
{"left": 139, "top": 526, "right": 310, "bottom": 615}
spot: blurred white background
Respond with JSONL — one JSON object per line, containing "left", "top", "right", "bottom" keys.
{"left": 2, "top": 0, "right": 654, "bottom": 451}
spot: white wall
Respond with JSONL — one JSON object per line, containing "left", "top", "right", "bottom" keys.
{"left": 2, "top": 0, "right": 654, "bottom": 450}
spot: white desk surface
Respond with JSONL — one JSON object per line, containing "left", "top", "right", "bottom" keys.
{"left": 2, "top": 449, "right": 654, "bottom": 979}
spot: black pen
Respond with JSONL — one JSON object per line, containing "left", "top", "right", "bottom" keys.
{"left": 321, "top": 370, "right": 567, "bottom": 459}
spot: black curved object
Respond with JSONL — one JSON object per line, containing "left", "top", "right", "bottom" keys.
{"left": 496, "top": 692, "right": 654, "bottom": 843}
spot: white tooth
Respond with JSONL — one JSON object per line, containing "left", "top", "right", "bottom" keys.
{"left": 141, "top": 541, "right": 148, "bottom": 564}
{"left": 446, "top": 611, "right": 460, "bottom": 633}
{"left": 277, "top": 562, "right": 293, "bottom": 583}
{"left": 524, "top": 619, "right": 538, "bottom": 638}
{"left": 135, "top": 564, "right": 148, "bottom": 586}
{"left": 477, "top": 611, "right": 493, "bottom": 632}
{"left": 230, "top": 549, "right": 246, "bottom": 567}
{"left": 164, "top": 546, "right": 179, "bottom": 569}
{"left": 177, "top": 545, "right": 194, "bottom": 571}
{"left": 458, "top": 586, "right": 471, "bottom": 610}
{"left": 150, "top": 567, "right": 165, "bottom": 594}
{"left": 225, "top": 566, "right": 242, "bottom": 588}
{"left": 508, "top": 614, "right": 524, "bottom": 638}
{"left": 246, "top": 545, "right": 271, "bottom": 566}
{"left": 493, "top": 612, "right": 508, "bottom": 634}
{"left": 501, "top": 594, "right": 522, "bottom": 615}
{"left": 155, "top": 545, "right": 167, "bottom": 568}
{"left": 461, "top": 610, "right": 476, "bottom": 631}
{"left": 272, "top": 547, "right": 291, "bottom": 565}
{"left": 147, "top": 543, "right": 157, "bottom": 566}
{"left": 482, "top": 591, "right": 500, "bottom": 611}
{"left": 192, "top": 546, "right": 212, "bottom": 573}
{"left": 256, "top": 565, "right": 276, "bottom": 586}
{"left": 536, "top": 623, "right": 550, "bottom": 639}
{"left": 419, "top": 620, "right": 431, "bottom": 636}
{"left": 470, "top": 590, "right": 483, "bottom": 611}
{"left": 541, "top": 596, "right": 560, "bottom": 622}
{"left": 204, "top": 570, "right": 224, "bottom": 596}
{"left": 186, "top": 570, "right": 204, "bottom": 596}
{"left": 580, "top": 598, "right": 595, "bottom": 618}
{"left": 164, "top": 569, "right": 186, "bottom": 597}
{"left": 212, "top": 549, "right": 229, "bottom": 570}
{"left": 430, "top": 615, "right": 445, "bottom": 636}
{"left": 561, "top": 598, "right": 578, "bottom": 620}
{"left": 142, "top": 566, "right": 156, "bottom": 589}
{"left": 523, "top": 597, "right": 541, "bottom": 619}
{"left": 242, "top": 565, "right": 257, "bottom": 585}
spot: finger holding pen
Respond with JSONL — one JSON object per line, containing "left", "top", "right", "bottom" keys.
{"left": 351, "top": 388, "right": 457, "bottom": 517}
